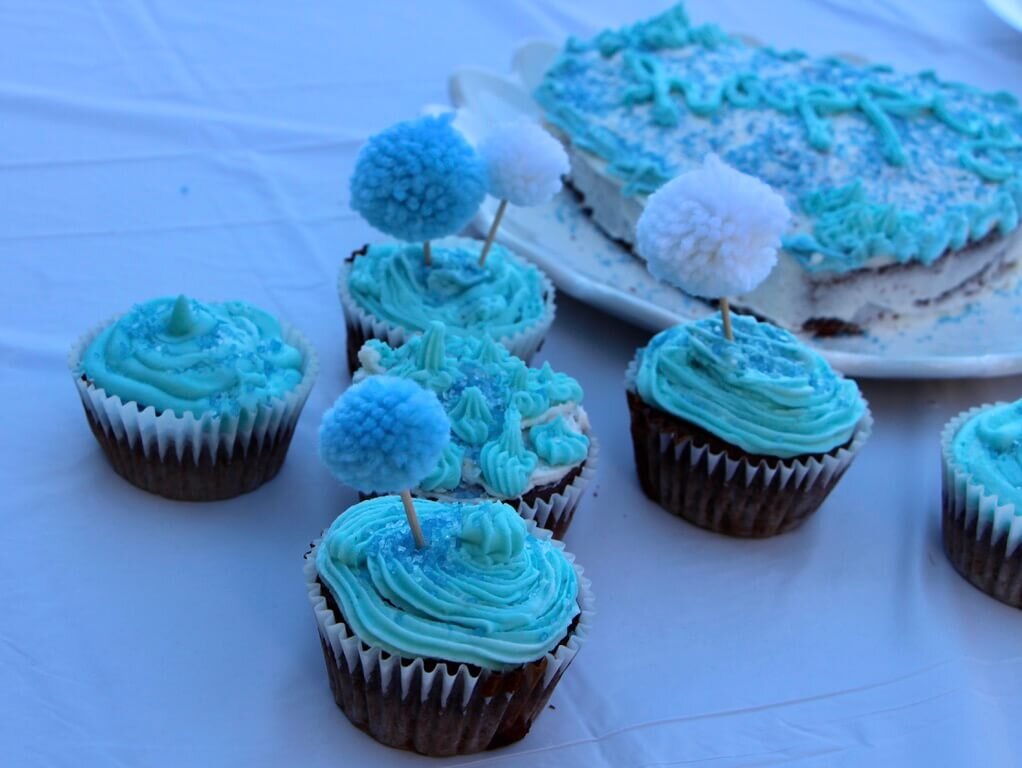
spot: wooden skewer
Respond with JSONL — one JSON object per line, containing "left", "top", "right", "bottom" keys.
{"left": 478, "top": 199, "right": 508, "bottom": 267}
{"left": 719, "top": 297, "right": 734, "bottom": 342}
{"left": 400, "top": 489, "right": 426, "bottom": 549}
{"left": 423, "top": 240, "right": 432, "bottom": 266}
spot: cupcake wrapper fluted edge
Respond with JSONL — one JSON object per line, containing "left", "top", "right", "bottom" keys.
{"left": 337, "top": 245, "right": 556, "bottom": 374}
{"left": 940, "top": 405, "right": 1022, "bottom": 608}
{"left": 68, "top": 314, "right": 319, "bottom": 501}
{"left": 624, "top": 358, "right": 872, "bottom": 538}
{"left": 304, "top": 522, "right": 594, "bottom": 757}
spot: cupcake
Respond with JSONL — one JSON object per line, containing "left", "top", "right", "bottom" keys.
{"left": 354, "top": 321, "right": 596, "bottom": 539}
{"left": 310, "top": 375, "right": 592, "bottom": 755}
{"left": 305, "top": 497, "right": 592, "bottom": 756}
{"left": 341, "top": 114, "right": 556, "bottom": 372}
{"left": 70, "top": 295, "right": 318, "bottom": 501}
{"left": 941, "top": 400, "right": 1022, "bottom": 608}
{"left": 624, "top": 155, "right": 870, "bottom": 536}
{"left": 339, "top": 237, "right": 555, "bottom": 371}
{"left": 626, "top": 314, "right": 871, "bottom": 537}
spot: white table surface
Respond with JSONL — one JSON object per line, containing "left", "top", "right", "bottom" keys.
{"left": 3, "top": 1, "right": 1022, "bottom": 766}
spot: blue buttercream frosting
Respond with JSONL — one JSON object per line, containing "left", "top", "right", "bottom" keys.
{"left": 347, "top": 237, "right": 550, "bottom": 341}
{"left": 357, "top": 322, "right": 590, "bottom": 499}
{"left": 534, "top": 3, "right": 1022, "bottom": 273}
{"left": 80, "top": 295, "right": 304, "bottom": 418}
{"left": 632, "top": 314, "right": 866, "bottom": 458}
{"left": 952, "top": 401, "right": 1022, "bottom": 510}
{"left": 315, "top": 496, "right": 580, "bottom": 671}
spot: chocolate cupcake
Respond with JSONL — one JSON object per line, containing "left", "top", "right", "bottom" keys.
{"left": 353, "top": 321, "right": 596, "bottom": 538}
{"left": 941, "top": 400, "right": 1022, "bottom": 608}
{"left": 70, "top": 295, "right": 318, "bottom": 501}
{"left": 626, "top": 314, "right": 871, "bottom": 537}
{"left": 341, "top": 114, "right": 556, "bottom": 373}
{"left": 304, "top": 496, "right": 593, "bottom": 756}
{"left": 338, "top": 237, "right": 555, "bottom": 372}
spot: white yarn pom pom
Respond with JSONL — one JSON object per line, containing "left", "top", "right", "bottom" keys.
{"left": 478, "top": 120, "right": 569, "bottom": 206}
{"left": 636, "top": 154, "right": 791, "bottom": 299}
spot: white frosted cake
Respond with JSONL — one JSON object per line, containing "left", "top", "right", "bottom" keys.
{"left": 533, "top": 4, "right": 1022, "bottom": 334}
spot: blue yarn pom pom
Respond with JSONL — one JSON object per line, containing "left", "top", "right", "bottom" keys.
{"left": 319, "top": 376, "right": 451, "bottom": 493}
{"left": 349, "top": 114, "right": 487, "bottom": 242}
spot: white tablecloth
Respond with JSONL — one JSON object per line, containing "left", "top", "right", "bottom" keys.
{"left": 3, "top": 1, "right": 1022, "bottom": 765}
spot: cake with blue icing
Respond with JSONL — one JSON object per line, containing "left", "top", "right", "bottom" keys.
{"left": 941, "top": 399, "right": 1022, "bottom": 607}
{"left": 626, "top": 314, "right": 870, "bottom": 536}
{"left": 354, "top": 321, "right": 594, "bottom": 538}
{"left": 305, "top": 495, "right": 593, "bottom": 755}
{"left": 534, "top": 3, "right": 1022, "bottom": 333}
{"left": 70, "top": 295, "right": 317, "bottom": 500}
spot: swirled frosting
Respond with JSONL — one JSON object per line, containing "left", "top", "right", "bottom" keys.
{"left": 355, "top": 322, "right": 590, "bottom": 498}
{"left": 80, "top": 295, "right": 304, "bottom": 417}
{"left": 315, "top": 496, "right": 580, "bottom": 671}
{"left": 632, "top": 314, "right": 865, "bottom": 458}
{"left": 347, "top": 237, "right": 549, "bottom": 341}
{"left": 952, "top": 400, "right": 1022, "bottom": 510}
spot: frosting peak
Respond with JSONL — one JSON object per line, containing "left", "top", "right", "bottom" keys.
{"left": 459, "top": 502, "right": 527, "bottom": 562}
{"left": 632, "top": 314, "right": 866, "bottom": 458}
{"left": 316, "top": 497, "right": 580, "bottom": 670}
{"left": 166, "top": 294, "right": 196, "bottom": 336}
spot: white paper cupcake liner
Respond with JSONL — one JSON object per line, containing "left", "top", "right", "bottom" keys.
{"left": 625, "top": 358, "right": 872, "bottom": 537}
{"left": 68, "top": 312, "right": 319, "bottom": 500}
{"left": 940, "top": 404, "right": 1022, "bottom": 607}
{"left": 337, "top": 243, "right": 556, "bottom": 372}
{"left": 304, "top": 521, "right": 594, "bottom": 756}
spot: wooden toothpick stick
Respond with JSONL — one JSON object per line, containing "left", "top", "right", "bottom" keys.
{"left": 719, "top": 297, "right": 734, "bottom": 342}
{"left": 423, "top": 240, "right": 432, "bottom": 266}
{"left": 478, "top": 199, "right": 508, "bottom": 267}
{"left": 400, "top": 489, "right": 426, "bottom": 549}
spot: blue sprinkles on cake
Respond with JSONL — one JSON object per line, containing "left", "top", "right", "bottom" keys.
{"left": 533, "top": 3, "right": 1022, "bottom": 333}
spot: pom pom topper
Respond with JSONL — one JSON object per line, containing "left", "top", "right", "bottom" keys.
{"left": 349, "top": 114, "right": 487, "bottom": 267}
{"left": 477, "top": 119, "right": 570, "bottom": 266}
{"left": 636, "top": 154, "right": 790, "bottom": 341}
{"left": 319, "top": 376, "right": 451, "bottom": 548}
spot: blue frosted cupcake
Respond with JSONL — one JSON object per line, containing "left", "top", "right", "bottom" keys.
{"left": 339, "top": 237, "right": 555, "bottom": 372}
{"left": 69, "top": 295, "right": 318, "bottom": 500}
{"left": 941, "top": 400, "right": 1022, "bottom": 607}
{"left": 304, "top": 496, "right": 593, "bottom": 756}
{"left": 353, "top": 321, "right": 596, "bottom": 538}
{"left": 625, "top": 314, "right": 871, "bottom": 537}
